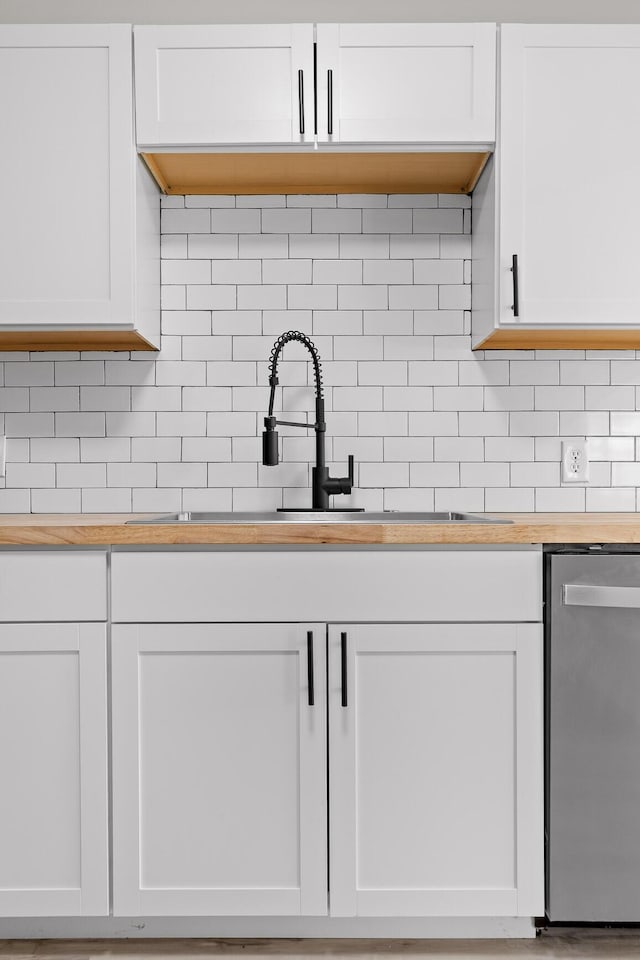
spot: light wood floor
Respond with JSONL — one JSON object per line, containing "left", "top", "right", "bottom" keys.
{"left": 0, "top": 935, "right": 639, "bottom": 960}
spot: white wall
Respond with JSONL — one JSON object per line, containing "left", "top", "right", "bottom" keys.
{"left": 1, "top": 0, "right": 640, "bottom": 22}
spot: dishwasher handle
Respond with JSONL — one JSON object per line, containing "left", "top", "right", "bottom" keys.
{"left": 563, "top": 583, "right": 640, "bottom": 609}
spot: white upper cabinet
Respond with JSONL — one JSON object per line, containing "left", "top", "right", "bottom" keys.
{"left": 134, "top": 25, "right": 315, "bottom": 146}
{"left": 0, "top": 25, "right": 159, "bottom": 351}
{"left": 316, "top": 23, "right": 495, "bottom": 144}
{"left": 134, "top": 23, "right": 495, "bottom": 148}
{"left": 473, "top": 24, "right": 640, "bottom": 349}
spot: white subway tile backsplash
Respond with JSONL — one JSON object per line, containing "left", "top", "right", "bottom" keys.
{"left": 162, "top": 259, "right": 211, "bottom": 285}
{"left": 106, "top": 412, "right": 153, "bottom": 437}
{"left": 560, "top": 411, "right": 609, "bottom": 435}
{"left": 80, "top": 387, "right": 130, "bottom": 412}
{"left": 389, "top": 285, "right": 438, "bottom": 310}
{"left": 484, "top": 386, "right": 533, "bottom": 411}
{"left": 210, "top": 260, "right": 261, "bottom": 284}
{"left": 586, "top": 487, "right": 636, "bottom": 511}
{"left": 82, "top": 487, "right": 132, "bottom": 512}
{"left": 4, "top": 193, "right": 640, "bottom": 514}
{"left": 334, "top": 387, "right": 383, "bottom": 410}
{"left": 132, "top": 488, "right": 182, "bottom": 512}
{"left": 384, "top": 387, "right": 432, "bottom": 410}
{"left": 409, "top": 412, "right": 458, "bottom": 436}
{"left": 536, "top": 487, "right": 586, "bottom": 511}
{"left": 184, "top": 337, "right": 233, "bottom": 361}
{"left": 5, "top": 362, "right": 53, "bottom": 386}
{"left": 239, "top": 234, "right": 288, "bottom": 259}
{"left": 264, "top": 259, "right": 312, "bottom": 284}
{"left": 413, "top": 209, "right": 463, "bottom": 233}
{"left": 460, "top": 462, "right": 509, "bottom": 487}
{"left": 586, "top": 385, "right": 635, "bottom": 410}
{"left": 434, "top": 437, "right": 484, "bottom": 462}
{"left": 290, "top": 285, "right": 337, "bottom": 310}
{"left": 187, "top": 285, "right": 236, "bottom": 310}
{"left": 341, "top": 234, "right": 389, "bottom": 259}
{"left": 81, "top": 437, "right": 130, "bottom": 462}
{"left": 131, "top": 438, "right": 181, "bottom": 462}
{"left": 433, "top": 386, "right": 483, "bottom": 411}
{"left": 313, "top": 209, "right": 361, "bottom": 233}
{"left": 33, "top": 438, "right": 80, "bottom": 462}
{"left": 57, "top": 463, "right": 106, "bottom": 488}
{"left": 189, "top": 234, "right": 238, "bottom": 259}
{"left": 158, "top": 462, "right": 207, "bottom": 488}
{"left": 6, "top": 463, "right": 55, "bottom": 488}
{"left": 162, "top": 208, "right": 210, "bottom": 234}
{"left": 0, "top": 388, "right": 29, "bottom": 411}
{"left": 534, "top": 386, "right": 584, "bottom": 410}
{"left": 410, "top": 462, "right": 459, "bottom": 486}
{"left": 263, "top": 209, "right": 311, "bottom": 233}
{"left": 211, "top": 209, "right": 260, "bottom": 233}
{"left": 485, "top": 487, "right": 535, "bottom": 512}
{"left": 31, "top": 488, "right": 81, "bottom": 512}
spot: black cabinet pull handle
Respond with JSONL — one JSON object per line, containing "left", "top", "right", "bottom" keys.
{"left": 297, "top": 69, "right": 305, "bottom": 135}
{"left": 307, "top": 631, "right": 314, "bottom": 706}
{"left": 327, "top": 69, "right": 333, "bottom": 136}
{"left": 340, "top": 631, "right": 347, "bottom": 707}
{"left": 313, "top": 42, "right": 318, "bottom": 136}
{"left": 511, "top": 253, "right": 520, "bottom": 317}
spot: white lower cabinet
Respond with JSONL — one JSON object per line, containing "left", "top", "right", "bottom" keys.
{"left": 328, "top": 623, "right": 543, "bottom": 918}
{"left": 110, "top": 546, "right": 544, "bottom": 920}
{"left": 0, "top": 622, "right": 108, "bottom": 917}
{"left": 112, "top": 622, "right": 328, "bottom": 917}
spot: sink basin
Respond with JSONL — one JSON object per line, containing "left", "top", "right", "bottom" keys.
{"left": 128, "top": 511, "right": 512, "bottom": 524}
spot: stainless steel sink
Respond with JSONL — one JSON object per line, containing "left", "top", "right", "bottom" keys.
{"left": 128, "top": 511, "right": 512, "bottom": 524}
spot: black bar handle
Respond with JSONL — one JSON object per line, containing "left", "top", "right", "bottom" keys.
{"left": 511, "top": 253, "right": 520, "bottom": 317}
{"left": 297, "top": 69, "right": 305, "bottom": 136}
{"left": 313, "top": 42, "right": 318, "bottom": 136}
{"left": 347, "top": 455, "right": 354, "bottom": 486}
{"left": 307, "top": 631, "right": 314, "bottom": 706}
{"left": 327, "top": 69, "right": 333, "bottom": 136}
{"left": 340, "top": 631, "right": 347, "bottom": 707}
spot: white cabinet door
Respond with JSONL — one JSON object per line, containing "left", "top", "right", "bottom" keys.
{"left": 112, "top": 622, "right": 327, "bottom": 916}
{"left": 328, "top": 623, "right": 543, "bottom": 917}
{"left": 499, "top": 25, "right": 640, "bottom": 327}
{"left": 0, "top": 623, "right": 108, "bottom": 917}
{"left": 0, "top": 26, "right": 142, "bottom": 332}
{"left": 316, "top": 23, "right": 496, "bottom": 144}
{"left": 135, "top": 25, "right": 314, "bottom": 146}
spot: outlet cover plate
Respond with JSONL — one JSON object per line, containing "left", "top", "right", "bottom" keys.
{"left": 562, "top": 439, "right": 590, "bottom": 483}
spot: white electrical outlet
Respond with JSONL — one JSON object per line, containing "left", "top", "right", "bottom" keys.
{"left": 0, "top": 436, "right": 5, "bottom": 478}
{"left": 562, "top": 440, "right": 590, "bottom": 482}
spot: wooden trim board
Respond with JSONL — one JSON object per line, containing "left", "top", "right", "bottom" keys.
{"left": 141, "top": 151, "right": 490, "bottom": 196}
{"left": 0, "top": 330, "right": 159, "bottom": 352}
{"left": 474, "top": 327, "right": 640, "bottom": 351}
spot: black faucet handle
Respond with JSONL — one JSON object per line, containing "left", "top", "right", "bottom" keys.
{"left": 348, "top": 454, "right": 354, "bottom": 487}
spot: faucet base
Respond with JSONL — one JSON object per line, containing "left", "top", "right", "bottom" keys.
{"left": 276, "top": 507, "right": 365, "bottom": 513}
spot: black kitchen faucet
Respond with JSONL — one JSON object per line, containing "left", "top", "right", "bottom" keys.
{"left": 262, "top": 330, "right": 362, "bottom": 512}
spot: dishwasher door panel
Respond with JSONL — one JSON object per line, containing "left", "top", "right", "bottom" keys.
{"left": 548, "top": 553, "right": 640, "bottom": 922}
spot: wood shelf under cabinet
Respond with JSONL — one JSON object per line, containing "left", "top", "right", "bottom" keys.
{"left": 474, "top": 327, "right": 640, "bottom": 351}
{"left": 0, "top": 329, "right": 159, "bottom": 352}
{"left": 142, "top": 150, "right": 490, "bottom": 196}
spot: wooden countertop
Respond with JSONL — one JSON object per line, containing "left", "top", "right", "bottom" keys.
{"left": 1, "top": 513, "right": 640, "bottom": 545}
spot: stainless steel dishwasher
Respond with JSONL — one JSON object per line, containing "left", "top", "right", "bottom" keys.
{"left": 547, "top": 546, "right": 640, "bottom": 923}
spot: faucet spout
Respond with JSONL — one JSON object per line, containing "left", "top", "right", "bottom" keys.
{"left": 262, "top": 331, "right": 361, "bottom": 511}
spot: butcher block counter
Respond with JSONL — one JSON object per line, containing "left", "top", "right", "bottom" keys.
{"left": 1, "top": 512, "right": 640, "bottom": 545}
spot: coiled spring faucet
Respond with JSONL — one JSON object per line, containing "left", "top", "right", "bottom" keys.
{"left": 262, "top": 330, "right": 361, "bottom": 512}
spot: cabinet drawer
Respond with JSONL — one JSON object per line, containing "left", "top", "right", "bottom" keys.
{"left": 0, "top": 551, "right": 106, "bottom": 621}
{"left": 112, "top": 548, "right": 541, "bottom": 623}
